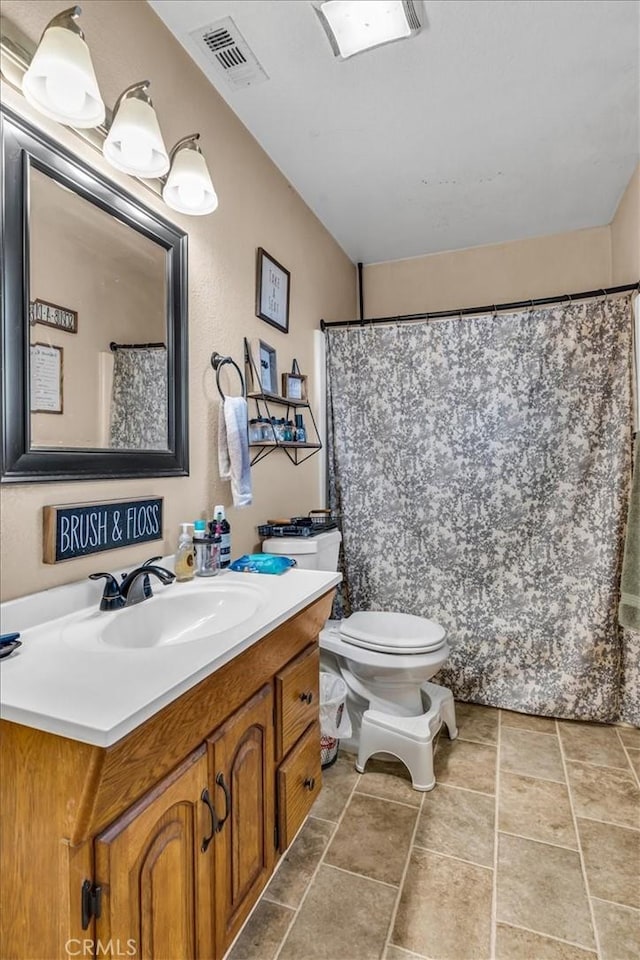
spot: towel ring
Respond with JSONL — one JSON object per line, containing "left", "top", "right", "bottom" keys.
{"left": 210, "top": 352, "right": 246, "bottom": 400}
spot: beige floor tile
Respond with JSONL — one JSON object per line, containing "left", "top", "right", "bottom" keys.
{"left": 434, "top": 738, "right": 496, "bottom": 794}
{"left": 311, "top": 752, "right": 359, "bottom": 822}
{"left": 414, "top": 783, "right": 495, "bottom": 866}
{"left": 454, "top": 702, "right": 499, "bottom": 744}
{"left": 325, "top": 792, "right": 418, "bottom": 885}
{"left": 501, "top": 710, "right": 558, "bottom": 735}
{"left": 577, "top": 818, "right": 640, "bottom": 909}
{"left": 617, "top": 726, "right": 640, "bottom": 749}
{"left": 628, "top": 749, "right": 640, "bottom": 779}
{"left": 591, "top": 899, "right": 640, "bottom": 960}
{"left": 499, "top": 772, "right": 577, "bottom": 848}
{"left": 264, "top": 817, "right": 335, "bottom": 908}
{"left": 392, "top": 847, "right": 492, "bottom": 959}
{"left": 558, "top": 720, "right": 630, "bottom": 769}
{"left": 501, "top": 726, "right": 565, "bottom": 782}
{"left": 385, "top": 948, "right": 426, "bottom": 960}
{"left": 566, "top": 761, "right": 640, "bottom": 830}
{"left": 279, "top": 864, "right": 396, "bottom": 960}
{"left": 355, "top": 756, "right": 422, "bottom": 807}
{"left": 228, "top": 899, "right": 294, "bottom": 960}
{"left": 495, "top": 923, "right": 596, "bottom": 959}
{"left": 496, "top": 834, "right": 595, "bottom": 949}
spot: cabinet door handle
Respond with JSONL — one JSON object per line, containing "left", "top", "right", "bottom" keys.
{"left": 303, "top": 777, "right": 315, "bottom": 791}
{"left": 215, "top": 772, "right": 231, "bottom": 833}
{"left": 299, "top": 691, "right": 313, "bottom": 704}
{"left": 200, "top": 788, "right": 216, "bottom": 852}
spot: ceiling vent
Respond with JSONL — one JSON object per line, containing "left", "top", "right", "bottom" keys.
{"left": 190, "top": 17, "right": 269, "bottom": 90}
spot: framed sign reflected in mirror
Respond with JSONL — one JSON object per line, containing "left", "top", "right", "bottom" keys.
{"left": 0, "top": 106, "right": 189, "bottom": 483}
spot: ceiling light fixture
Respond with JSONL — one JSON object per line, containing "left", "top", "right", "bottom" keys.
{"left": 21, "top": 5, "right": 105, "bottom": 127}
{"left": 103, "top": 81, "right": 170, "bottom": 178}
{"left": 162, "top": 135, "right": 218, "bottom": 216}
{"left": 315, "top": 0, "right": 421, "bottom": 60}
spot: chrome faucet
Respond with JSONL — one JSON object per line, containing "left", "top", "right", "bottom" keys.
{"left": 90, "top": 557, "right": 175, "bottom": 611}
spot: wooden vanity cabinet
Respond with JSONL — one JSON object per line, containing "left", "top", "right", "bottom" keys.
{"left": 0, "top": 590, "right": 334, "bottom": 960}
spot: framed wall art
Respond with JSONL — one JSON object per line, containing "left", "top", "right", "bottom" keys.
{"left": 30, "top": 342, "right": 63, "bottom": 414}
{"left": 256, "top": 247, "right": 290, "bottom": 333}
{"left": 30, "top": 298, "right": 78, "bottom": 334}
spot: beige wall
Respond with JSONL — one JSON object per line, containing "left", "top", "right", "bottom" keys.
{"left": 363, "top": 225, "right": 613, "bottom": 317}
{"left": 0, "top": 0, "right": 356, "bottom": 601}
{"left": 611, "top": 164, "right": 640, "bottom": 284}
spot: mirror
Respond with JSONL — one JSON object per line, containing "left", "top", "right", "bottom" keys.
{"left": 1, "top": 106, "right": 189, "bottom": 482}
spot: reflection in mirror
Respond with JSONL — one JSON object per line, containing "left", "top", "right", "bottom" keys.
{"left": 29, "top": 168, "right": 169, "bottom": 451}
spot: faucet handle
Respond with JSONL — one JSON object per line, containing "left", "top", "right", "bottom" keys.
{"left": 89, "top": 573, "right": 125, "bottom": 612}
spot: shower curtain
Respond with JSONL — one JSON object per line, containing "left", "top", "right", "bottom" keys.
{"left": 326, "top": 295, "right": 638, "bottom": 724}
{"left": 110, "top": 346, "right": 168, "bottom": 450}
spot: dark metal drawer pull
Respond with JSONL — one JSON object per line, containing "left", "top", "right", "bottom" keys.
{"left": 201, "top": 788, "right": 216, "bottom": 852}
{"left": 303, "top": 777, "right": 315, "bottom": 791}
{"left": 215, "top": 772, "right": 231, "bottom": 832}
{"left": 299, "top": 691, "right": 313, "bottom": 704}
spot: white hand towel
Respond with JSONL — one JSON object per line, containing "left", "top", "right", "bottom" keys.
{"left": 218, "top": 397, "right": 252, "bottom": 507}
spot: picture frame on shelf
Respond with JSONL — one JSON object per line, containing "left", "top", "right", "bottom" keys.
{"left": 246, "top": 338, "right": 279, "bottom": 395}
{"left": 256, "top": 247, "right": 290, "bottom": 333}
{"left": 282, "top": 372, "right": 307, "bottom": 402}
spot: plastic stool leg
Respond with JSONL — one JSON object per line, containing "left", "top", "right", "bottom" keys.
{"left": 440, "top": 691, "right": 458, "bottom": 740}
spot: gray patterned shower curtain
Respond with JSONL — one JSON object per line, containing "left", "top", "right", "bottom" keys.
{"left": 326, "top": 295, "right": 638, "bottom": 724}
{"left": 110, "top": 346, "right": 168, "bottom": 450}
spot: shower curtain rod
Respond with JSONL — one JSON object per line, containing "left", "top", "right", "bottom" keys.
{"left": 109, "top": 341, "right": 166, "bottom": 351}
{"left": 319, "top": 281, "right": 639, "bottom": 331}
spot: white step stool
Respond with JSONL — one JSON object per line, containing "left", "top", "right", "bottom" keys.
{"left": 355, "top": 682, "right": 458, "bottom": 791}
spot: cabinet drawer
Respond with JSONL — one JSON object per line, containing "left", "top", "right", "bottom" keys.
{"left": 277, "top": 723, "right": 322, "bottom": 850}
{"left": 275, "top": 644, "right": 319, "bottom": 760}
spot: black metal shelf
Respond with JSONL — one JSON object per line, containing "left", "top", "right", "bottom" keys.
{"left": 247, "top": 391, "right": 310, "bottom": 408}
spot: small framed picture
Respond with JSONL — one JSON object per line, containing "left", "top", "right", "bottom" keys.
{"left": 256, "top": 247, "right": 290, "bottom": 333}
{"left": 30, "top": 298, "right": 78, "bottom": 334}
{"left": 30, "top": 342, "right": 63, "bottom": 414}
{"left": 257, "top": 340, "right": 278, "bottom": 394}
{"left": 282, "top": 372, "right": 307, "bottom": 402}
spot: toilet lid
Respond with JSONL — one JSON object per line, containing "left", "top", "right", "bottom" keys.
{"left": 339, "top": 611, "right": 446, "bottom": 654}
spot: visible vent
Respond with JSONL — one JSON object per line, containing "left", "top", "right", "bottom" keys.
{"left": 190, "top": 17, "right": 269, "bottom": 90}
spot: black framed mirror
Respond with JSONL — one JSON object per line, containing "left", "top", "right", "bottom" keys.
{"left": 1, "top": 106, "right": 189, "bottom": 483}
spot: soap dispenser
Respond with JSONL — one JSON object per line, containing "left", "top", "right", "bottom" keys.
{"left": 175, "top": 523, "right": 195, "bottom": 582}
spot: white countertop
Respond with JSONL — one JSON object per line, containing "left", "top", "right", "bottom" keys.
{"left": 0, "top": 567, "right": 340, "bottom": 747}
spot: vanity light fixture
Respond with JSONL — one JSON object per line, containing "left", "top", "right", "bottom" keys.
{"left": 162, "top": 135, "right": 219, "bottom": 216}
{"left": 315, "top": 0, "right": 422, "bottom": 60}
{"left": 21, "top": 5, "right": 105, "bottom": 127}
{"left": 103, "top": 81, "right": 170, "bottom": 178}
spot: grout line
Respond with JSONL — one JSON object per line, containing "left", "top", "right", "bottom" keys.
{"left": 496, "top": 920, "right": 598, "bottom": 954}
{"left": 354, "top": 789, "right": 422, "bottom": 811}
{"left": 273, "top": 767, "right": 361, "bottom": 960}
{"left": 456, "top": 733, "right": 499, "bottom": 747}
{"left": 614, "top": 728, "right": 640, "bottom": 789}
{"left": 258, "top": 892, "right": 296, "bottom": 911}
{"left": 411, "top": 841, "right": 493, "bottom": 872}
{"left": 422, "top": 780, "right": 495, "bottom": 799}
{"left": 501, "top": 725, "right": 558, "bottom": 737}
{"left": 574, "top": 813, "right": 640, "bottom": 833}
{"left": 556, "top": 717, "right": 603, "bottom": 960}
{"left": 497, "top": 830, "right": 580, "bottom": 853}
{"left": 321, "top": 861, "right": 400, "bottom": 890}
{"left": 382, "top": 759, "right": 428, "bottom": 959}
{"left": 560, "top": 755, "right": 636, "bottom": 774}
{"left": 490, "top": 703, "right": 502, "bottom": 959}
{"left": 306, "top": 813, "right": 339, "bottom": 825}
{"left": 590, "top": 896, "right": 640, "bottom": 913}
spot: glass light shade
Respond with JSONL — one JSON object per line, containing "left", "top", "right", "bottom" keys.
{"left": 163, "top": 145, "right": 218, "bottom": 216}
{"left": 103, "top": 94, "right": 170, "bottom": 178}
{"left": 22, "top": 25, "right": 105, "bottom": 127}
{"left": 316, "top": 1, "right": 420, "bottom": 59}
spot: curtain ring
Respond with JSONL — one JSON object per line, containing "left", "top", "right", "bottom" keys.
{"left": 492, "top": 304, "right": 498, "bottom": 319}
{"left": 529, "top": 299, "right": 535, "bottom": 317}
{"left": 600, "top": 288, "right": 609, "bottom": 303}
{"left": 564, "top": 294, "right": 572, "bottom": 308}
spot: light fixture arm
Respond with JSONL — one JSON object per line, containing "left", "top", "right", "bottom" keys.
{"left": 111, "top": 80, "right": 153, "bottom": 117}
{"left": 169, "top": 133, "right": 201, "bottom": 161}
{"left": 44, "top": 6, "right": 84, "bottom": 41}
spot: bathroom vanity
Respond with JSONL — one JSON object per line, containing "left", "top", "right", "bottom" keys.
{"left": 0, "top": 569, "right": 339, "bottom": 960}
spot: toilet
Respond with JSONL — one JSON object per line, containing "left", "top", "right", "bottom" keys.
{"left": 262, "top": 529, "right": 457, "bottom": 790}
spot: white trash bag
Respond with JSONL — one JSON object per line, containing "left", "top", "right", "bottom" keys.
{"left": 319, "top": 672, "right": 352, "bottom": 739}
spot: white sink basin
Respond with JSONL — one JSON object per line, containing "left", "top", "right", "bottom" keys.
{"left": 62, "top": 580, "right": 269, "bottom": 651}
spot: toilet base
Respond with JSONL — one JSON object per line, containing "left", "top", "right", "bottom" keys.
{"left": 356, "top": 682, "right": 457, "bottom": 791}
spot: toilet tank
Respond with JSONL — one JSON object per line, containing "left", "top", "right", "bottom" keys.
{"left": 262, "top": 529, "right": 342, "bottom": 571}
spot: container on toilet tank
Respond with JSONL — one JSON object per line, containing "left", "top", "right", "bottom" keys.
{"left": 261, "top": 529, "right": 341, "bottom": 571}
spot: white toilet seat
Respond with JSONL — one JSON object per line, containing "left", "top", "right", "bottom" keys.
{"left": 320, "top": 621, "right": 449, "bottom": 670}
{"left": 339, "top": 611, "right": 446, "bottom": 655}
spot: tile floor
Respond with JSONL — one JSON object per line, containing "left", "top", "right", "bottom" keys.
{"left": 230, "top": 704, "right": 640, "bottom": 960}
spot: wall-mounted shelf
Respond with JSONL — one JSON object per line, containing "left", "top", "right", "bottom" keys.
{"left": 244, "top": 338, "right": 322, "bottom": 466}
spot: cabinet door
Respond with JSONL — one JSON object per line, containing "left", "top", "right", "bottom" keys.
{"left": 94, "top": 745, "right": 214, "bottom": 960}
{"left": 208, "top": 685, "right": 275, "bottom": 958}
